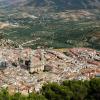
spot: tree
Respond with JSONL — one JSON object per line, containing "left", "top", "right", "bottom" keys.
{"left": 0, "top": 88, "right": 10, "bottom": 100}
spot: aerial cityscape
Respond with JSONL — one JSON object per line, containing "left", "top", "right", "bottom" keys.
{"left": 0, "top": 0, "right": 100, "bottom": 100}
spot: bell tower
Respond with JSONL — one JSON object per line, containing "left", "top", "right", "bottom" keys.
{"left": 29, "top": 49, "right": 45, "bottom": 73}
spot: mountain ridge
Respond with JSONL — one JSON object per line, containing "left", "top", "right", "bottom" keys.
{"left": 0, "top": 0, "right": 100, "bottom": 10}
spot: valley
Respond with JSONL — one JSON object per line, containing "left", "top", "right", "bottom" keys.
{"left": 0, "top": 0, "right": 100, "bottom": 50}
{"left": 0, "top": 9, "right": 100, "bottom": 50}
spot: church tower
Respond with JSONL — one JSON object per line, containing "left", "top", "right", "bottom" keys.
{"left": 29, "top": 49, "right": 45, "bottom": 73}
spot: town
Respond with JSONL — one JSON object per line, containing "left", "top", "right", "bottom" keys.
{"left": 0, "top": 47, "right": 100, "bottom": 95}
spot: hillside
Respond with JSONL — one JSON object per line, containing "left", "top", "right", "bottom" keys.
{"left": 0, "top": 0, "right": 100, "bottom": 50}
{"left": 1, "top": 0, "right": 100, "bottom": 10}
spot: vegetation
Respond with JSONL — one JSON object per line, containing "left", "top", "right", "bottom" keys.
{"left": 1, "top": 17, "right": 100, "bottom": 50}
{"left": 0, "top": 89, "right": 47, "bottom": 100}
{"left": 0, "top": 8, "right": 100, "bottom": 50}
{"left": 0, "top": 78, "right": 100, "bottom": 100}
{"left": 42, "top": 78, "right": 100, "bottom": 100}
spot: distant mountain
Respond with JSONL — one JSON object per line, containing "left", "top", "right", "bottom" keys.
{"left": 0, "top": 0, "right": 100, "bottom": 10}
{"left": 26, "top": 0, "right": 100, "bottom": 10}
{"left": 0, "top": 0, "right": 26, "bottom": 8}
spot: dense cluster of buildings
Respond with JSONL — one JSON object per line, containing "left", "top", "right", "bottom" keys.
{"left": 0, "top": 47, "right": 100, "bottom": 95}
